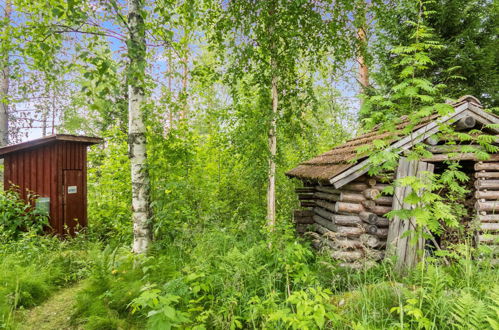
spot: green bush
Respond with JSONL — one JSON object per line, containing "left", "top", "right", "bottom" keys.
{"left": 0, "top": 189, "right": 48, "bottom": 239}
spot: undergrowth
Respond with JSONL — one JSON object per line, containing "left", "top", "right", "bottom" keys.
{"left": 0, "top": 232, "right": 99, "bottom": 328}
{"left": 71, "top": 222, "right": 498, "bottom": 329}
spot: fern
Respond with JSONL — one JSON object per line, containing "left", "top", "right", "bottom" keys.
{"left": 450, "top": 292, "right": 490, "bottom": 329}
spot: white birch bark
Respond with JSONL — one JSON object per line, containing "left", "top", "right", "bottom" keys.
{"left": 0, "top": 0, "right": 11, "bottom": 146}
{"left": 266, "top": 60, "right": 278, "bottom": 228}
{"left": 128, "top": 0, "right": 151, "bottom": 253}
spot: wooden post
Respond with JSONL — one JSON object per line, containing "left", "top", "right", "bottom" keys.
{"left": 386, "top": 157, "right": 434, "bottom": 271}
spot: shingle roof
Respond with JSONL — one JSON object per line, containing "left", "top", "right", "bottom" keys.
{"left": 286, "top": 96, "right": 492, "bottom": 182}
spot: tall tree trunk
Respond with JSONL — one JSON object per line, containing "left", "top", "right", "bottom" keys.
{"left": 128, "top": 0, "right": 152, "bottom": 254}
{"left": 0, "top": 0, "right": 12, "bottom": 146}
{"left": 180, "top": 51, "right": 188, "bottom": 121}
{"left": 167, "top": 47, "right": 173, "bottom": 130}
{"left": 267, "top": 57, "right": 278, "bottom": 228}
{"left": 356, "top": 1, "right": 369, "bottom": 105}
{"left": 357, "top": 27, "right": 369, "bottom": 92}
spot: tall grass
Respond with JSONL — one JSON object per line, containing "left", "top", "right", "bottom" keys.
{"left": 72, "top": 220, "right": 499, "bottom": 329}
{"left": 0, "top": 232, "right": 99, "bottom": 328}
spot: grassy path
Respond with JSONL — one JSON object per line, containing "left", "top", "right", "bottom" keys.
{"left": 18, "top": 283, "right": 84, "bottom": 330}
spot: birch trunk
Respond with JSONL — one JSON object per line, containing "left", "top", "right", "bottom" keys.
{"left": 357, "top": 26, "right": 369, "bottom": 91}
{"left": 266, "top": 58, "right": 278, "bottom": 228}
{"left": 0, "top": 0, "right": 11, "bottom": 146}
{"left": 128, "top": 0, "right": 151, "bottom": 254}
{"left": 356, "top": 1, "right": 369, "bottom": 106}
{"left": 180, "top": 50, "right": 188, "bottom": 120}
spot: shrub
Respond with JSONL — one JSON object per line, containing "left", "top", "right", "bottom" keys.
{"left": 0, "top": 189, "right": 48, "bottom": 239}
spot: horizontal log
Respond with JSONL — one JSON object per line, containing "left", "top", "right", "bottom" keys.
{"left": 371, "top": 205, "right": 392, "bottom": 216}
{"left": 331, "top": 250, "right": 364, "bottom": 262}
{"left": 475, "top": 180, "right": 499, "bottom": 190}
{"left": 478, "top": 234, "right": 499, "bottom": 245}
{"left": 481, "top": 223, "right": 499, "bottom": 232}
{"left": 298, "top": 193, "right": 315, "bottom": 200}
{"left": 300, "top": 201, "right": 315, "bottom": 208}
{"left": 475, "top": 201, "right": 499, "bottom": 212}
{"left": 475, "top": 172, "right": 499, "bottom": 179}
{"left": 475, "top": 191, "right": 499, "bottom": 200}
{"left": 475, "top": 162, "right": 499, "bottom": 171}
{"left": 478, "top": 214, "right": 499, "bottom": 222}
{"left": 361, "top": 200, "right": 376, "bottom": 210}
{"left": 314, "top": 191, "right": 340, "bottom": 202}
{"left": 423, "top": 154, "right": 499, "bottom": 162}
{"left": 313, "top": 207, "right": 363, "bottom": 226}
{"left": 373, "top": 227, "right": 389, "bottom": 239}
{"left": 314, "top": 199, "right": 336, "bottom": 212}
{"left": 335, "top": 201, "right": 364, "bottom": 214}
{"left": 426, "top": 144, "right": 483, "bottom": 154}
{"left": 360, "top": 234, "right": 386, "bottom": 249}
{"left": 363, "top": 188, "right": 380, "bottom": 200}
{"left": 312, "top": 224, "right": 364, "bottom": 249}
{"left": 295, "top": 187, "right": 315, "bottom": 193}
{"left": 359, "top": 212, "right": 377, "bottom": 224}
{"left": 293, "top": 210, "right": 314, "bottom": 224}
{"left": 340, "top": 191, "right": 366, "bottom": 203}
{"left": 315, "top": 186, "right": 341, "bottom": 195}
{"left": 375, "top": 217, "right": 390, "bottom": 228}
{"left": 334, "top": 238, "right": 364, "bottom": 250}
{"left": 313, "top": 215, "right": 364, "bottom": 237}
{"left": 342, "top": 182, "right": 369, "bottom": 192}
{"left": 358, "top": 212, "right": 389, "bottom": 227}
{"left": 374, "top": 196, "right": 393, "bottom": 206}
{"left": 334, "top": 202, "right": 391, "bottom": 216}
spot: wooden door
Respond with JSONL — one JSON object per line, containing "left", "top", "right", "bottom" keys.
{"left": 386, "top": 157, "right": 434, "bottom": 271}
{"left": 63, "top": 170, "right": 84, "bottom": 236}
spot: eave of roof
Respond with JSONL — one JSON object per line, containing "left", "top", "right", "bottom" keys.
{"left": 0, "top": 134, "right": 103, "bottom": 158}
{"left": 286, "top": 96, "right": 499, "bottom": 185}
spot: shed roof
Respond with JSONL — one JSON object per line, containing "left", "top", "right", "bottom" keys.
{"left": 286, "top": 96, "right": 499, "bottom": 186}
{"left": 0, "top": 134, "right": 103, "bottom": 158}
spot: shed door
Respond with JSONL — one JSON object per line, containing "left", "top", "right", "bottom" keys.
{"left": 63, "top": 170, "right": 84, "bottom": 236}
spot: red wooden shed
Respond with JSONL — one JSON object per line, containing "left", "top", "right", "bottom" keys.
{"left": 0, "top": 134, "right": 103, "bottom": 235}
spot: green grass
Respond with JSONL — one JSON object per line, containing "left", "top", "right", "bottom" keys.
{"left": 0, "top": 233, "right": 98, "bottom": 329}
{"left": 1, "top": 220, "right": 498, "bottom": 329}
{"left": 70, "top": 222, "right": 499, "bottom": 329}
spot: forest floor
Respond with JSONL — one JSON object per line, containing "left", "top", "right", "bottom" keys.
{"left": 18, "top": 282, "right": 84, "bottom": 330}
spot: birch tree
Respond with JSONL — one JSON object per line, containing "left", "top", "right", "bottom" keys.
{"left": 212, "top": 0, "right": 352, "bottom": 229}
{"left": 0, "top": 0, "right": 11, "bottom": 146}
{"left": 127, "top": 0, "right": 151, "bottom": 253}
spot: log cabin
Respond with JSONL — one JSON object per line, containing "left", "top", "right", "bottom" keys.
{"left": 286, "top": 96, "right": 499, "bottom": 269}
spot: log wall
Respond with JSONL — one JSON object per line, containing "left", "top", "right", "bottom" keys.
{"left": 293, "top": 174, "right": 394, "bottom": 268}
{"left": 474, "top": 161, "right": 499, "bottom": 263}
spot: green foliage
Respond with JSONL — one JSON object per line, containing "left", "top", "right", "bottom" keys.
{"left": 0, "top": 189, "right": 48, "bottom": 239}
{"left": 268, "top": 287, "right": 339, "bottom": 329}
{"left": 86, "top": 129, "right": 132, "bottom": 243}
{"left": 371, "top": 0, "right": 498, "bottom": 107}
